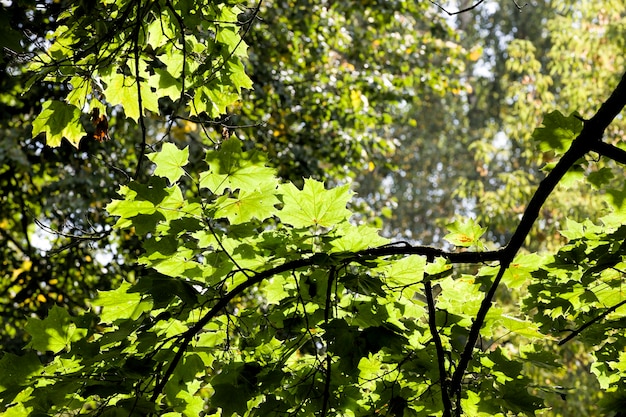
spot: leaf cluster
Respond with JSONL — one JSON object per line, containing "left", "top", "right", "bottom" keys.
{"left": 3, "top": 1, "right": 626, "bottom": 417}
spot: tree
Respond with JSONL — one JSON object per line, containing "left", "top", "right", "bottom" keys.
{"left": 0, "top": 0, "right": 468, "bottom": 354}
{"left": 2, "top": 1, "right": 626, "bottom": 417}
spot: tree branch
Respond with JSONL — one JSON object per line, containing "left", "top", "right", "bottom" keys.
{"left": 149, "top": 240, "right": 499, "bottom": 400}
{"left": 358, "top": 242, "right": 504, "bottom": 264}
{"left": 591, "top": 141, "right": 626, "bottom": 165}
{"left": 425, "top": 280, "right": 452, "bottom": 417}
{"left": 559, "top": 299, "right": 626, "bottom": 345}
{"left": 429, "top": 0, "right": 486, "bottom": 16}
{"left": 449, "top": 69, "right": 626, "bottom": 398}
{"left": 321, "top": 266, "right": 336, "bottom": 417}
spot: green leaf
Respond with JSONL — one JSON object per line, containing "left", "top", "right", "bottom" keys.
{"left": 210, "top": 362, "right": 260, "bottom": 416}
{"left": 0, "top": 351, "right": 41, "bottom": 392}
{"left": 606, "top": 182, "right": 626, "bottom": 215}
{"left": 25, "top": 305, "right": 87, "bottom": 353}
{"left": 444, "top": 218, "right": 487, "bottom": 248}
{"left": 151, "top": 68, "right": 183, "bottom": 101}
{"left": 386, "top": 255, "right": 426, "bottom": 287}
{"left": 279, "top": 179, "right": 353, "bottom": 228}
{"left": 147, "top": 142, "right": 189, "bottom": 184}
{"left": 497, "top": 315, "right": 546, "bottom": 339}
{"left": 520, "top": 343, "right": 562, "bottom": 369}
{"left": 587, "top": 167, "right": 615, "bottom": 189}
{"left": 341, "top": 273, "right": 387, "bottom": 297}
{"left": 1, "top": 399, "right": 33, "bottom": 417}
{"left": 263, "top": 276, "right": 290, "bottom": 305}
{"left": 500, "top": 380, "right": 545, "bottom": 414}
{"left": 139, "top": 245, "right": 198, "bottom": 278}
{"left": 214, "top": 187, "right": 280, "bottom": 224}
{"left": 146, "top": 18, "right": 174, "bottom": 50}
{"left": 193, "top": 83, "right": 240, "bottom": 118}
{"left": 503, "top": 253, "right": 544, "bottom": 289}
{"left": 94, "top": 281, "right": 153, "bottom": 323}
{"left": 560, "top": 165, "right": 585, "bottom": 189}
{"left": 425, "top": 257, "right": 453, "bottom": 278}
{"left": 216, "top": 27, "right": 248, "bottom": 57}
{"left": 200, "top": 138, "right": 277, "bottom": 193}
{"left": 329, "top": 223, "right": 389, "bottom": 252}
{"left": 66, "top": 76, "right": 92, "bottom": 108}
{"left": 438, "top": 275, "right": 482, "bottom": 317}
{"left": 532, "top": 110, "right": 583, "bottom": 155}
{"left": 32, "top": 100, "right": 84, "bottom": 147}
{"left": 106, "top": 178, "right": 193, "bottom": 233}
{"left": 322, "top": 319, "right": 363, "bottom": 373}
{"left": 225, "top": 60, "right": 253, "bottom": 92}
{"left": 102, "top": 70, "right": 160, "bottom": 122}
{"left": 216, "top": 4, "right": 241, "bottom": 25}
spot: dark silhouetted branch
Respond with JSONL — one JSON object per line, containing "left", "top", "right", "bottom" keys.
{"left": 425, "top": 280, "right": 452, "bottom": 417}
{"left": 450, "top": 69, "right": 626, "bottom": 397}
{"left": 592, "top": 141, "right": 626, "bottom": 165}
{"left": 559, "top": 299, "right": 626, "bottom": 345}
{"left": 429, "top": 0, "right": 486, "bottom": 15}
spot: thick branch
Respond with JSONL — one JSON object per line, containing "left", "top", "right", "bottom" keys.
{"left": 150, "top": 242, "right": 500, "bottom": 400}
{"left": 591, "top": 141, "right": 626, "bottom": 165}
{"left": 358, "top": 242, "right": 504, "bottom": 263}
{"left": 450, "top": 70, "right": 626, "bottom": 396}
{"left": 425, "top": 280, "right": 452, "bottom": 417}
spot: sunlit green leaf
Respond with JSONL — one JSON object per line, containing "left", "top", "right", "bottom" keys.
{"left": 497, "top": 315, "right": 547, "bottom": 339}
{"left": 444, "top": 218, "right": 487, "bottom": 248}
{"left": 214, "top": 187, "right": 279, "bottom": 224}
{"left": 329, "top": 223, "right": 389, "bottom": 252}
{"left": 95, "top": 281, "right": 153, "bottom": 322}
{"left": 532, "top": 110, "right": 583, "bottom": 155}
{"left": 216, "top": 27, "right": 248, "bottom": 57}
{"left": 32, "top": 100, "right": 84, "bottom": 147}
{"left": 102, "top": 70, "right": 160, "bottom": 122}
{"left": 503, "top": 253, "right": 544, "bottom": 289}
{"left": 200, "top": 138, "right": 277, "bottom": 193}
{"left": 147, "top": 143, "right": 189, "bottom": 184}
{"left": 606, "top": 182, "right": 626, "bottom": 215}
{"left": 279, "top": 179, "right": 353, "bottom": 228}
{"left": 386, "top": 255, "right": 426, "bottom": 287}
{"left": 25, "top": 305, "right": 87, "bottom": 353}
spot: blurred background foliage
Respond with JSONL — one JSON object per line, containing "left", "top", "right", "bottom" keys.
{"left": 0, "top": 0, "right": 625, "bottom": 415}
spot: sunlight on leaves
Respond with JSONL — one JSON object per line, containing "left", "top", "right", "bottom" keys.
{"left": 148, "top": 142, "right": 189, "bottom": 184}
{"left": 25, "top": 305, "right": 87, "bottom": 353}
{"left": 32, "top": 100, "right": 83, "bottom": 147}
{"left": 279, "top": 179, "right": 353, "bottom": 228}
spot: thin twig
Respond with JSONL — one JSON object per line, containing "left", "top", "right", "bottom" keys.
{"left": 559, "top": 299, "right": 626, "bottom": 345}
{"left": 429, "top": 0, "right": 486, "bottom": 16}
{"left": 513, "top": 0, "right": 528, "bottom": 11}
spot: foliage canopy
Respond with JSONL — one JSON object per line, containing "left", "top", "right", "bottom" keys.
{"left": 1, "top": 0, "right": 626, "bottom": 416}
